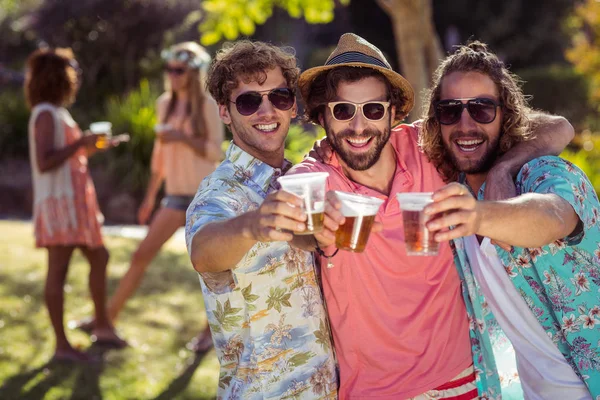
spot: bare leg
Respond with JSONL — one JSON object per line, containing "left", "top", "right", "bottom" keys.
{"left": 107, "top": 207, "right": 185, "bottom": 323}
{"left": 80, "top": 245, "right": 126, "bottom": 348}
{"left": 46, "top": 246, "right": 90, "bottom": 361}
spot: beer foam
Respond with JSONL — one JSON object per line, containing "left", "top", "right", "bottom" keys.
{"left": 396, "top": 192, "right": 433, "bottom": 211}
{"left": 335, "top": 191, "right": 383, "bottom": 217}
{"left": 278, "top": 172, "right": 329, "bottom": 187}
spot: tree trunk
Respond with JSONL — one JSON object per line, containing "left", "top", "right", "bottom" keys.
{"left": 376, "top": 0, "right": 443, "bottom": 122}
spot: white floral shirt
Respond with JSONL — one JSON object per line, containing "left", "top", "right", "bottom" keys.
{"left": 453, "top": 156, "right": 600, "bottom": 399}
{"left": 186, "top": 142, "right": 338, "bottom": 400}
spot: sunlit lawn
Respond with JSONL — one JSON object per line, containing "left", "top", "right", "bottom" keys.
{"left": 0, "top": 220, "right": 218, "bottom": 400}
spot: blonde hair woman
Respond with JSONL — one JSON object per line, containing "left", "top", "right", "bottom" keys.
{"left": 26, "top": 47, "right": 126, "bottom": 362}
{"left": 76, "top": 42, "right": 224, "bottom": 352}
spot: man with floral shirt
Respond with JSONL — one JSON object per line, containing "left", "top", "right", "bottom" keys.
{"left": 423, "top": 42, "right": 600, "bottom": 399}
{"left": 185, "top": 41, "right": 337, "bottom": 399}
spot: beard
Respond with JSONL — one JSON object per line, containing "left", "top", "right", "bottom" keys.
{"left": 445, "top": 130, "right": 501, "bottom": 174}
{"left": 324, "top": 121, "right": 391, "bottom": 171}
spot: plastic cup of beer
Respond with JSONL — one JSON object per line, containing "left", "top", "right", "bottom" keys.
{"left": 334, "top": 191, "right": 384, "bottom": 253}
{"left": 277, "top": 172, "right": 329, "bottom": 235}
{"left": 396, "top": 192, "right": 439, "bottom": 256}
{"left": 89, "top": 121, "right": 112, "bottom": 149}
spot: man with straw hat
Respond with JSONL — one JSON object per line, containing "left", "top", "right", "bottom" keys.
{"left": 289, "top": 33, "right": 574, "bottom": 399}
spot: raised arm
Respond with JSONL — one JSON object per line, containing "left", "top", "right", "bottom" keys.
{"left": 188, "top": 190, "right": 307, "bottom": 273}
{"left": 426, "top": 182, "right": 580, "bottom": 249}
{"left": 485, "top": 113, "right": 574, "bottom": 200}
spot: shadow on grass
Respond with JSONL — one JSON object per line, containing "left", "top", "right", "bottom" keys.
{"left": 153, "top": 351, "right": 209, "bottom": 400}
{"left": 0, "top": 345, "right": 112, "bottom": 400}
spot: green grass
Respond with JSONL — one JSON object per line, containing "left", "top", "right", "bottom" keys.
{"left": 0, "top": 221, "right": 219, "bottom": 400}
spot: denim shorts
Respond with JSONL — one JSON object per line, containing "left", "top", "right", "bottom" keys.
{"left": 160, "top": 195, "right": 194, "bottom": 211}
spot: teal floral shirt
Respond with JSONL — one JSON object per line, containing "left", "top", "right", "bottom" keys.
{"left": 185, "top": 142, "right": 338, "bottom": 400}
{"left": 452, "top": 156, "right": 600, "bottom": 399}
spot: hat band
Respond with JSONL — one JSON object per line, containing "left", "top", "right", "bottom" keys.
{"left": 325, "top": 52, "right": 390, "bottom": 69}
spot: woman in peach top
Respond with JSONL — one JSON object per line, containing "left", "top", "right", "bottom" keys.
{"left": 78, "top": 42, "right": 223, "bottom": 351}
{"left": 26, "top": 48, "right": 126, "bottom": 362}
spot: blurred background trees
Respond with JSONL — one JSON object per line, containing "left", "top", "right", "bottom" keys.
{"left": 0, "top": 0, "right": 598, "bottom": 222}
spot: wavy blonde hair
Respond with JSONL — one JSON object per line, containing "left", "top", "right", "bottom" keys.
{"left": 162, "top": 41, "right": 210, "bottom": 139}
{"left": 419, "top": 41, "right": 532, "bottom": 182}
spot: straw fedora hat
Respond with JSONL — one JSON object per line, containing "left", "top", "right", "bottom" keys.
{"left": 298, "top": 33, "right": 415, "bottom": 122}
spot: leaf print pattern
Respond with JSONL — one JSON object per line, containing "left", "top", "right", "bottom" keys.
{"left": 265, "top": 314, "right": 293, "bottom": 346}
{"left": 242, "top": 283, "right": 259, "bottom": 311}
{"left": 266, "top": 286, "right": 293, "bottom": 313}
{"left": 314, "top": 319, "right": 332, "bottom": 351}
{"left": 214, "top": 299, "right": 244, "bottom": 332}
{"left": 185, "top": 142, "right": 337, "bottom": 399}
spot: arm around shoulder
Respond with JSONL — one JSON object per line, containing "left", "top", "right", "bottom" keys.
{"left": 529, "top": 113, "right": 574, "bottom": 155}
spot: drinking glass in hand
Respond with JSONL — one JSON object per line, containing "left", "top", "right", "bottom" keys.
{"left": 335, "top": 191, "right": 383, "bottom": 252}
{"left": 396, "top": 192, "right": 439, "bottom": 256}
{"left": 277, "top": 172, "right": 329, "bottom": 235}
{"left": 89, "top": 121, "right": 112, "bottom": 149}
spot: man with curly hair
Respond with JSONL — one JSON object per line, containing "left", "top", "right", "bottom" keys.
{"left": 423, "top": 42, "right": 600, "bottom": 399}
{"left": 185, "top": 40, "right": 337, "bottom": 399}
{"left": 291, "top": 33, "right": 575, "bottom": 399}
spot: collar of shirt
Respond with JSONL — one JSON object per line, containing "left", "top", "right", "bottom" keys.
{"left": 458, "top": 173, "right": 486, "bottom": 200}
{"left": 225, "top": 141, "right": 292, "bottom": 195}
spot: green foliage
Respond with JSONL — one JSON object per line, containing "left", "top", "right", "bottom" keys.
{"left": 566, "top": 0, "right": 600, "bottom": 109}
{"left": 199, "top": 0, "right": 349, "bottom": 45}
{"left": 518, "top": 65, "right": 592, "bottom": 129}
{"left": 561, "top": 132, "right": 600, "bottom": 194}
{"left": 98, "top": 79, "right": 160, "bottom": 193}
{"left": 284, "top": 123, "right": 325, "bottom": 164}
{"left": 0, "top": 88, "right": 30, "bottom": 159}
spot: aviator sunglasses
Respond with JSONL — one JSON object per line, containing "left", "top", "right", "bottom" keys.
{"left": 231, "top": 88, "right": 295, "bottom": 116}
{"left": 435, "top": 97, "right": 502, "bottom": 125}
{"left": 327, "top": 101, "right": 390, "bottom": 122}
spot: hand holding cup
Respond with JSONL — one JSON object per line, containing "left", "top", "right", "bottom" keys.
{"left": 244, "top": 190, "right": 307, "bottom": 243}
{"left": 424, "top": 182, "right": 482, "bottom": 242}
{"left": 89, "top": 121, "right": 112, "bottom": 149}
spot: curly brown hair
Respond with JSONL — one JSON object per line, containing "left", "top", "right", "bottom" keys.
{"left": 24, "top": 48, "right": 79, "bottom": 109}
{"left": 205, "top": 40, "right": 299, "bottom": 106}
{"left": 419, "top": 41, "right": 533, "bottom": 182}
{"left": 303, "top": 66, "right": 406, "bottom": 125}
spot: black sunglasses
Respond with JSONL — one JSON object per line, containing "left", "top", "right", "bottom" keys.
{"left": 327, "top": 101, "right": 390, "bottom": 122}
{"left": 231, "top": 88, "right": 295, "bottom": 116}
{"left": 164, "top": 66, "right": 186, "bottom": 76}
{"left": 435, "top": 97, "right": 502, "bottom": 125}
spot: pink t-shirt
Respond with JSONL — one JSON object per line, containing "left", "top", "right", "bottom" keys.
{"left": 290, "top": 123, "right": 472, "bottom": 399}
